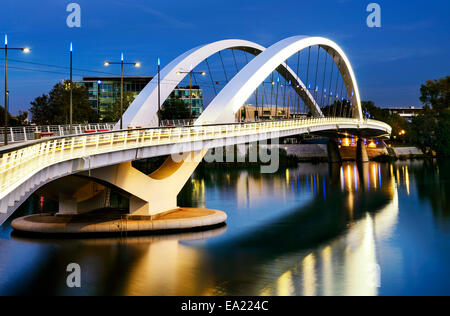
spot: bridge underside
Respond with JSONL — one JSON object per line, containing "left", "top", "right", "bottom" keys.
{"left": 311, "top": 127, "right": 390, "bottom": 139}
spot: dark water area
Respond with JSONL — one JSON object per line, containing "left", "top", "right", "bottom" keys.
{"left": 1, "top": 160, "right": 450, "bottom": 296}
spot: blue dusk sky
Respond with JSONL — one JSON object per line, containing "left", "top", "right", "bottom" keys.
{"left": 0, "top": 0, "right": 449, "bottom": 114}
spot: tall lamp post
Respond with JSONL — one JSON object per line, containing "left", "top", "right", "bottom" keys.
{"left": 1, "top": 35, "right": 30, "bottom": 146}
{"left": 104, "top": 53, "right": 141, "bottom": 130}
{"left": 69, "top": 42, "right": 73, "bottom": 134}
{"left": 157, "top": 58, "right": 161, "bottom": 127}
{"left": 176, "top": 69, "right": 206, "bottom": 123}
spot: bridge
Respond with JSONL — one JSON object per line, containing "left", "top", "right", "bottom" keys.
{"left": 0, "top": 35, "right": 391, "bottom": 230}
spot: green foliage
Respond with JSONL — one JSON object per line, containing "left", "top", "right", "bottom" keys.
{"left": 420, "top": 76, "right": 450, "bottom": 113}
{"left": 30, "top": 83, "right": 96, "bottom": 125}
{"left": 434, "top": 110, "right": 450, "bottom": 156}
{"left": 0, "top": 106, "right": 29, "bottom": 126}
{"left": 409, "top": 76, "right": 450, "bottom": 156}
{"left": 101, "top": 92, "right": 136, "bottom": 123}
{"left": 160, "top": 98, "right": 190, "bottom": 120}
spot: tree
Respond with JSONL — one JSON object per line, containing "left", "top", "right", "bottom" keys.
{"left": 420, "top": 76, "right": 450, "bottom": 113}
{"left": 410, "top": 76, "right": 450, "bottom": 156}
{"left": 29, "top": 94, "right": 51, "bottom": 125}
{"left": 101, "top": 92, "right": 135, "bottom": 123}
{"left": 30, "top": 83, "right": 96, "bottom": 125}
{"left": 160, "top": 98, "right": 190, "bottom": 120}
{"left": 0, "top": 106, "right": 29, "bottom": 126}
{"left": 410, "top": 107, "right": 438, "bottom": 154}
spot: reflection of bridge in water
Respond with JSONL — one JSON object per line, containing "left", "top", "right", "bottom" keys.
{"left": 4, "top": 161, "right": 402, "bottom": 295}
{"left": 186, "top": 162, "right": 398, "bottom": 296}
{"left": 1, "top": 36, "right": 391, "bottom": 233}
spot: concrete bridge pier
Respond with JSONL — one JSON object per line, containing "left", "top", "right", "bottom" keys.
{"left": 356, "top": 138, "right": 369, "bottom": 163}
{"left": 12, "top": 151, "right": 228, "bottom": 234}
{"left": 327, "top": 138, "right": 342, "bottom": 164}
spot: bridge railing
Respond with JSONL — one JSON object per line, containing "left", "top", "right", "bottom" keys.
{"left": 0, "top": 123, "right": 116, "bottom": 143}
{"left": 0, "top": 117, "right": 391, "bottom": 199}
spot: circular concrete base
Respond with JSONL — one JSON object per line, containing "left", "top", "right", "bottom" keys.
{"left": 11, "top": 208, "right": 227, "bottom": 235}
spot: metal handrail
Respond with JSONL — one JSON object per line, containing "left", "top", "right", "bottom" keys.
{"left": 0, "top": 117, "right": 391, "bottom": 199}
{"left": 0, "top": 123, "right": 115, "bottom": 143}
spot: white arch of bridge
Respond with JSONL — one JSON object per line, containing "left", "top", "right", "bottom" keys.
{"left": 197, "top": 36, "right": 363, "bottom": 125}
{"left": 119, "top": 39, "right": 323, "bottom": 129}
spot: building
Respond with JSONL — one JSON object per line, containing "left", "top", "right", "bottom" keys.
{"left": 73, "top": 76, "right": 204, "bottom": 121}
{"left": 387, "top": 106, "right": 422, "bottom": 123}
{"left": 170, "top": 85, "right": 203, "bottom": 118}
{"left": 235, "top": 105, "right": 291, "bottom": 121}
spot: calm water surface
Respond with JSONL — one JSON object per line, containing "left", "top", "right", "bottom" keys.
{"left": 1, "top": 160, "right": 450, "bottom": 296}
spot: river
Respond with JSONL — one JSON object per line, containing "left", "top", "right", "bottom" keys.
{"left": 1, "top": 160, "right": 449, "bottom": 296}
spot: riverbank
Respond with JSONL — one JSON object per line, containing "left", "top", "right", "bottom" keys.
{"left": 197, "top": 144, "right": 428, "bottom": 168}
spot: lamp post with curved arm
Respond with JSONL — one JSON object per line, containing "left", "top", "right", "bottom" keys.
{"left": 176, "top": 70, "right": 206, "bottom": 123}
{"left": 1, "top": 35, "right": 30, "bottom": 145}
{"left": 104, "top": 53, "right": 141, "bottom": 130}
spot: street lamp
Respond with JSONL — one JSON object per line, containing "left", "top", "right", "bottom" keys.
{"left": 176, "top": 69, "right": 206, "bottom": 123}
{"left": 1, "top": 35, "right": 30, "bottom": 145}
{"left": 69, "top": 42, "right": 73, "bottom": 134}
{"left": 104, "top": 53, "right": 141, "bottom": 130}
{"left": 157, "top": 58, "right": 161, "bottom": 127}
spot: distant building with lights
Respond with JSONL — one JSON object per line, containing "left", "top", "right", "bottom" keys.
{"left": 71, "top": 76, "right": 203, "bottom": 121}
{"left": 235, "top": 105, "right": 291, "bottom": 121}
{"left": 386, "top": 106, "right": 422, "bottom": 123}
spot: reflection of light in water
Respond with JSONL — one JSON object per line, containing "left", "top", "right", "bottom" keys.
{"left": 347, "top": 165, "right": 352, "bottom": 191}
{"left": 378, "top": 164, "right": 382, "bottom": 188}
{"left": 322, "top": 177, "right": 326, "bottom": 198}
{"left": 344, "top": 213, "right": 378, "bottom": 296}
{"left": 298, "top": 176, "right": 301, "bottom": 193}
{"left": 265, "top": 176, "right": 399, "bottom": 296}
{"left": 348, "top": 190, "right": 354, "bottom": 219}
{"left": 375, "top": 179, "right": 399, "bottom": 238}
{"left": 302, "top": 253, "right": 317, "bottom": 296}
{"left": 191, "top": 179, "right": 206, "bottom": 208}
{"left": 405, "top": 166, "right": 410, "bottom": 196}
{"left": 372, "top": 164, "right": 377, "bottom": 189}
{"left": 354, "top": 165, "right": 358, "bottom": 191}
{"left": 321, "top": 246, "right": 333, "bottom": 296}
{"left": 313, "top": 175, "right": 317, "bottom": 196}
{"left": 306, "top": 176, "right": 310, "bottom": 193}
{"left": 277, "top": 270, "right": 294, "bottom": 296}
{"left": 124, "top": 240, "right": 202, "bottom": 296}
{"left": 285, "top": 169, "right": 290, "bottom": 186}
{"left": 340, "top": 167, "right": 345, "bottom": 192}
{"left": 396, "top": 168, "right": 400, "bottom": 187}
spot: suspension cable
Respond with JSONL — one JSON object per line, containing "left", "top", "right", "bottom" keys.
{"left": 218, "top": 51, "right": 229, "bottom": 83}
{"left": 327, "top": 52, "right": 335, "bottom": 116}
{"left": 205, "top": 58, "right": 217, "bottom": 96}
{"left": 333, "top": 57, "right": 341, "bottom": 117}
{"left": 296, "top": 51, "right": 301, "bottom": 116}
{"left": 320, "top": 50, "right": 328, "bottom": 111}
{"left": 313, "top": 46, "right": 320, "bottom": 106}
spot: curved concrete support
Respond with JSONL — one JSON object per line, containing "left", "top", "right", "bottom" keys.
{"left": 83, "top": 152, "right": 206, "bottom": 217}
{"left": 197, "top": 36, "right": 363, "bottom": 125}
{"left": 120, "top": 39, "right": 323, "bottom": 129}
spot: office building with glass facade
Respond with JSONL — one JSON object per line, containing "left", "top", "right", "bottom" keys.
{"left": 73, "top": 77, "right": 204, "bottom": 121}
